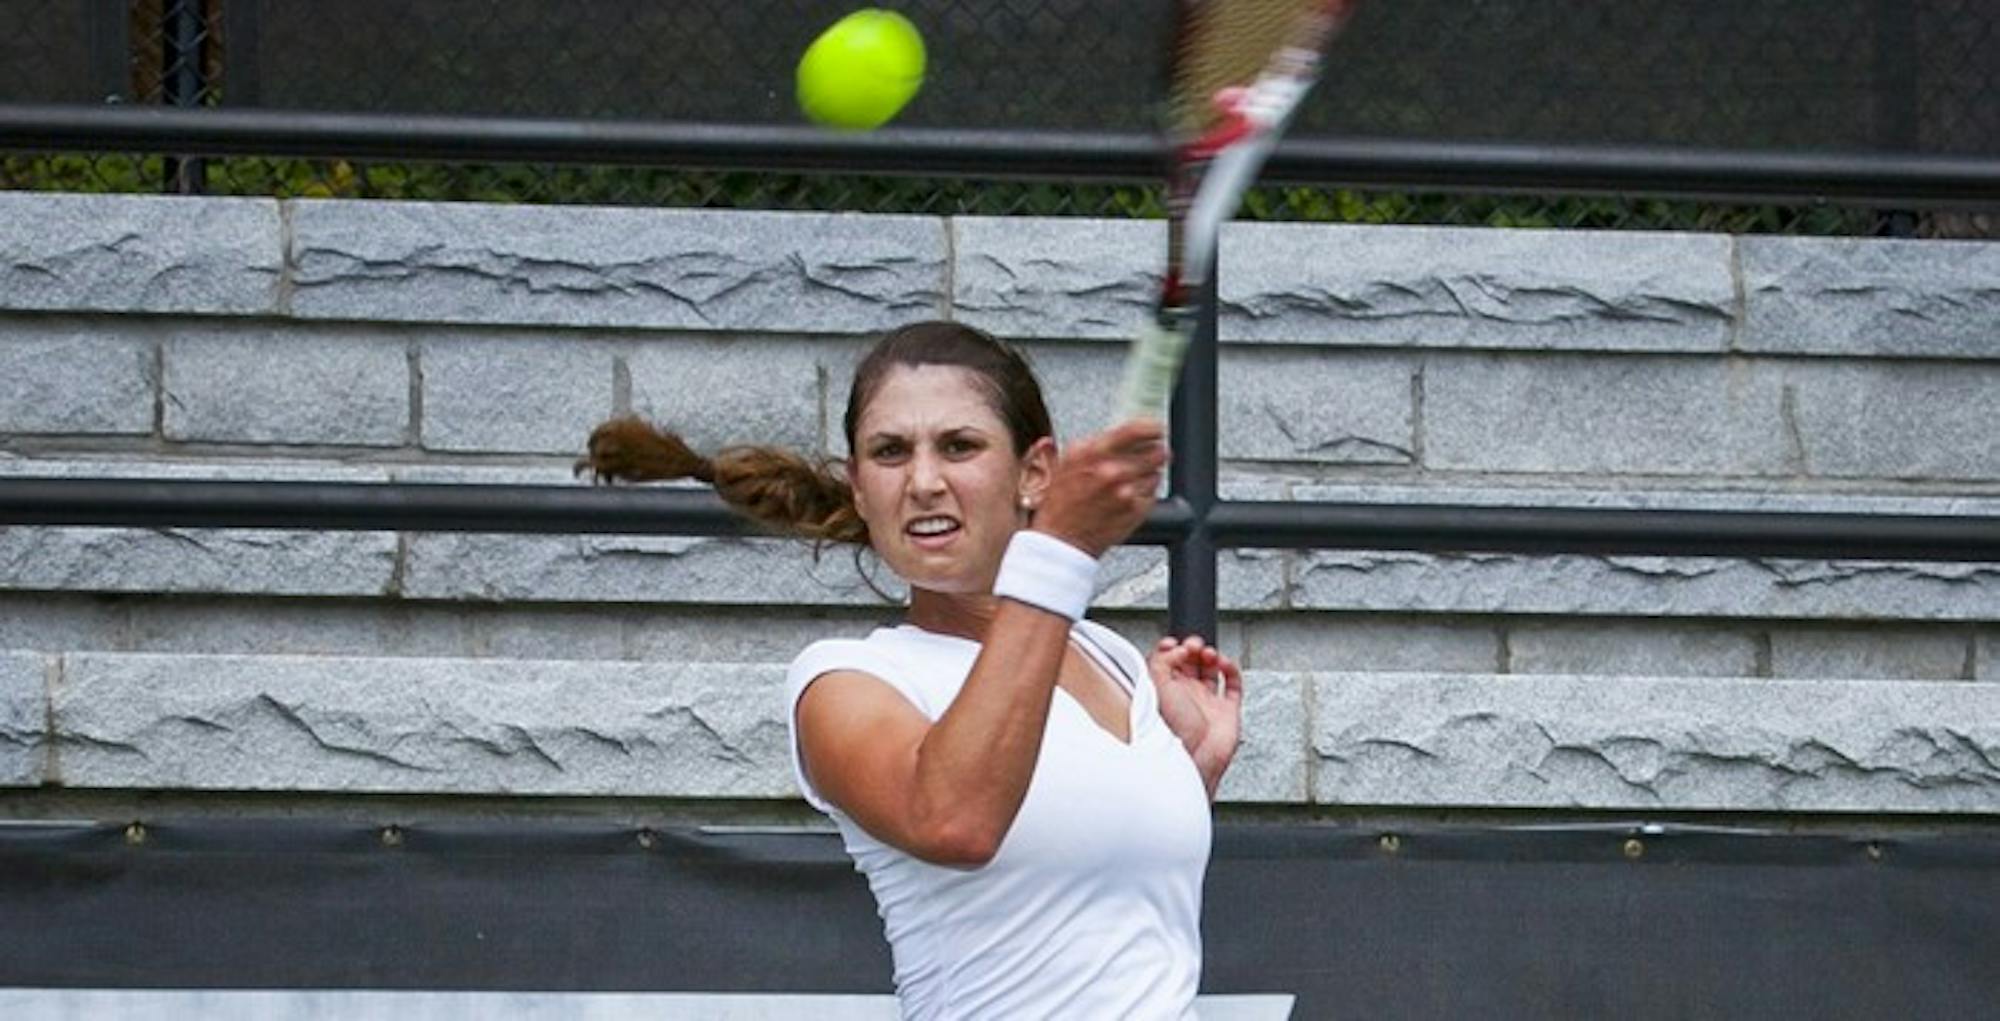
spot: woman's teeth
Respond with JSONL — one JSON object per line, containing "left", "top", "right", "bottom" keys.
{"left": 908, "top": 517, "right": 959, "bottom": 536}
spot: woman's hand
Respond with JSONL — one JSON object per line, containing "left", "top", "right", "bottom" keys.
{"left": 1148, "top": 635, "right": 1244, "bottom": 800}
{"left": 1032, "top": 419, "right": 1168, "bottom": 558}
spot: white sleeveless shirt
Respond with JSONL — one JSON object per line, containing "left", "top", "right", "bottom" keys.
{"left": 787, "top": 620, "right": 1211, "bottom": 1020}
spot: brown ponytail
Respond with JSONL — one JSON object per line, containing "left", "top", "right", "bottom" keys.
{"left": 577, "top": 416, "right": 868, "bottom": 545}
{"left": 579, "top": 321, "right": 1051, "bottom": 551}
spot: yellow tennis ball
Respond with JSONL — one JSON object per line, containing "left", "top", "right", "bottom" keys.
{"left": 797, "top": 9, "right": 926, "bottom": 131}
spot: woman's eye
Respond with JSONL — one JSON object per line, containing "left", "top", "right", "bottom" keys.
{"left": 871, "top": 442, "right": 907, "bottom": 461}
{"left": 944, "top": 437, "right": 980, "bottom": 456}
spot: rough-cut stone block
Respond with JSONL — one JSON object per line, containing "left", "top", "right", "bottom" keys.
{"left": 164, "top": 327, "right": 409, "bottom": 445}
{"left": 1291, "top": 481, "right": 2000, "bottom": 518}
{"left": 1220, "top": 222, "right": 1735, "bottom": 352}
{"left": 951, "top": 218, "right": 1162, "bottom": 340}
{"left": 813, "top": 337, "right": 873, "bottom": 456}
{"left": 0, "top": 593, "right": 129, "bottom": 654}
{"left": 1090, "top": 616, "right": 1248, "bottom": 665}
{"left": 1015, "top": 342, "right": 1411, "bottom": 476}
{"left": 0, "top": 457, "right": 392, "bottom": 484}
{"left": 1216, "top": 670, "right": 1307, "bottom": 803}
{"left": 0, "top": 193, "right": 281, "bottom": 315}
{"left": 1248, "top": 616, "right": 1499, "bottom": 673}
{"left": 0, "top": 652, "right": 49, "bottom": 786}
{"left": 1218, "top": 552, "right": 1293, "bottom": 612}
{"left": 1222, "top": 350, "right": 1414, "bottom": 464}
{"left": 123, "top": 599, "right": 462, "bottom": 659}
{"left": 1508, "top": 621, "right": 1760, "bottom": 678}
{"left": 626, "top": 608, "right": 891, "bottom": 664}
{"left": 627, "top": 335, "right": 823, "bottom": 454}
{"left": 1285, "top": 483, "right": 2000, "bottom": 623}
{"left": 289, "top": 201, "right": 944, "bottom": 332}
{"left": 0, "top": 319, "right": 153, "bottom": 435}
{"left": 1785, "top": 360, "right": 2000, "bottom": 481}
{"left": 0, "top": 527, "right": 397, "bottom": 597}
{"left": 1093, "top": 546, "right": 1289, "bottom": 614}
{"left": 459, "top": 607, "right": 628, "bottom": 662}
{"left": 1311, "top": 672, "right": 2000, "bottom": 812}
{"left": 1424, "top": 353, "right": 1792, "bottom": 476}
{"left": 1290, "top": 547, "right": 2000, "bottom": 623}
{"left": 383, "top": 463, "right": 582, "bottom": 486}
{"left": 401, "top": 533, "right": 899, "bottom": 607}
{"left": 1012, "top": 341, "right": 1126, "bottom": 440}
{"left": 54, "top": 654, "right": 793, "bottom": 797}
{"left": 421, "top": 334, "right": 615, "bottom": 454}
{"left": 1741, "top": 235, "right": 2000, "bottom": 359}
{"left": 1769, "top": 626, "right": 1972, "bottom": 681}
{"left": 116, "top": 596, "right": 625, "bottom": 663}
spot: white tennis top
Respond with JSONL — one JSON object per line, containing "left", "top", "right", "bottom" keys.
{"left": 787, "top": 620, "right": 1212, "bottom": 1020}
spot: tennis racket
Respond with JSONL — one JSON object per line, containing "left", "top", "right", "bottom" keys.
{"left": 1115, "top": 0, "right": 1363, "bottom": 422}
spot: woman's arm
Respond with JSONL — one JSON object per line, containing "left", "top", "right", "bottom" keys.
{"left": 795, "top": 420, "right": 1168, "bottom": 867}
{"left": 797, "top": 599, "right": 1071, "bottom": 867}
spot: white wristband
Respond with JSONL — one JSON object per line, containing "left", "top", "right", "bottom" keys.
{"left": 991, "top": 530, "right": 1099, "bottom": 621}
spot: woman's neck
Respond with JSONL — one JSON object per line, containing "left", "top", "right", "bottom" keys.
{"left": 904, "top": 587, "right": 1006, "bottom": 642}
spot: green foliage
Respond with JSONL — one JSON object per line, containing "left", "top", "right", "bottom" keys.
{"left": 2, "top": 154, "right": 166, "bottom": 193}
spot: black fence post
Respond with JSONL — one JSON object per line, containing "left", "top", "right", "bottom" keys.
{"left": 85, "top": 0, "right": 131, "bottom": 105}
{"left": 1872, "top": 0, "right": 1919, "bottom": 237}
{"left": 1167, "top": 257, "right": 1221, "bottom": 641}
{"left": 162, "top": 0, "right": 208, "bottom": 194}
{"left": 222, "top": 0, "right": 262, "bottom": 108}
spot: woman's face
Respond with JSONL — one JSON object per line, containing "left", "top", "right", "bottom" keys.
{"left": 848, "top": 364, "right": 1053, "bottom": 596}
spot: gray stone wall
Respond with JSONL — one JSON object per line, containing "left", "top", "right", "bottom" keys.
{"left": 2, "top": 192, "right": 1997, "bottom": 815}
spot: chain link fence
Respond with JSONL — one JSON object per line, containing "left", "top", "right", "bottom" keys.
{"left": 2, "top": 0, "right": 1995, "bottom": 234}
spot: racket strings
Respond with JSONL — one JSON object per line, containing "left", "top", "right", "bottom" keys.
{"left": 1167, "top": 0, "right": 1332, "bottom": 143}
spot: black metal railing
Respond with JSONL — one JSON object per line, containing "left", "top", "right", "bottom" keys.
{"left": 3, "top": 3, "right": 1999, "bottom": 636}
{"left": 6, "top": 0, "right": 1998, "bottom": 232}
{"left": 6, "top": 104, "right": 2000, "bottom": 207}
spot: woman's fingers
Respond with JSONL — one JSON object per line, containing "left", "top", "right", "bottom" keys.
{"left": 1218, "top": 656, "right": 1244, "bottom": 701}
{"left": 1035, "top": 421, "right": 1172, "bottom": 555}
{"left": 1153, "top": 635, "right": 1236, "bottom": 684}
{"left": 1102, "top": 417, "right": 1168, "bottom": 452}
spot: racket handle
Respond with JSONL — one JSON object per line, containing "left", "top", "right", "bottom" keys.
{"left": 1116, "top": 317, "right": 1192, "bottom": 423}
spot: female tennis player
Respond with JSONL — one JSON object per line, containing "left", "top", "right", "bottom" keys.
{"left": 579, "top": 320, "right": 1242, "bottom": 1018}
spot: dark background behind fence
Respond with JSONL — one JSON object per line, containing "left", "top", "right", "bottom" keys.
{"left": 3, "top": 0, "right": 1997, "bottom": 230}
{"left": 5, "top": 819, "right": 1999, "bottom": 1017}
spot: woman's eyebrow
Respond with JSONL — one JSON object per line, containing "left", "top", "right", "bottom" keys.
{"left": 863, "top": 423, "right": 993, "bottom": 445}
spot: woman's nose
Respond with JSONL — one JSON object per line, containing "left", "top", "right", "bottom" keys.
{"left": 908, "top": 448, "right": 946, "bottom": 496}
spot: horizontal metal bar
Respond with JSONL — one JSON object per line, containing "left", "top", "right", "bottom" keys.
{"left": 1269, "top": 136, "right": 2000, "bottom": 207}
{"left": 4, "top": 103, "right": 1998, "bottom": 205}
{"left": 1208, "top": 501, "right": 2000, "bottom": 562}
{"left": 0, "top": 478, "right": 754, "bottom": 537}
{"left": 4, "top": 478, "right": 1997, "bottom": 561}
{"left": 0, "top": 477, "right": 1194, "bottom": 545}
{"left": 0, "top": 104, "right": 1158, "bottom": 180}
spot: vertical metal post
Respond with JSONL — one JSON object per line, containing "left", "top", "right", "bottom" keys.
{"left": 86, "top": 0, "right": 131, "bottom": 104}
{"left": 162, "top": 0, "right": 207, "bottom": 194}
{"left": 1167, "top": 258, "right": 1221, "bottom": 640}
{"left": 223, "top": 0, "right": 263, "bottom": 107}
{"left": 1872, "top": 0, "right": 1919, "bottom": 236}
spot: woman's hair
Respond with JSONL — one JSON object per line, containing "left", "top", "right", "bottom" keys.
{"left": 577, "top": 321, "right": 1053, "bottom": 547}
